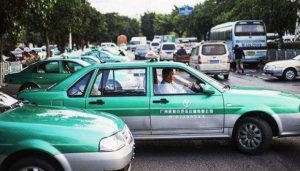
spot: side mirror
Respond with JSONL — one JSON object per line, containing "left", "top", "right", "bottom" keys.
{"left": 203, "top": 85, "right": 215, "bottom": 95}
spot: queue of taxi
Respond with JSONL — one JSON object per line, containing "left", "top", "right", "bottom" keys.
{"left": 2, "top": 44, "right": 300, "bottom": 171}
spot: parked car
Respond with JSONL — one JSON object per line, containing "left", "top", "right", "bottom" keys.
{"left": 189, "top": 41, "right": 230, "bottom": 79}
{"left": 18, "top": 61, "right": 300, "bottom": 154}
{"left": 134, "top": 45, "right": 150, "bottom": 60}
{"left": 0, "top": 92, "right": 134, "bottom": 171}
{"left": 4, "top": 59, "right": 90, "bottom": 92}
{"left": 159, "top": 42, "right": 176, "bottom": 61}
{"left": 84, "top": 49, "right": 127, "bottom": 62}
{"left": 59, "top": 55, "right": 101, "bottom": 64}
{"left": 263, "top": 55, "right": 300, "bottom": 80}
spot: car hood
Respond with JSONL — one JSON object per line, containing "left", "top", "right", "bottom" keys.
{"left": 224, "top": 86, "right": 300, "bottom": 110}
{"left": 266, "top": 60, "right": 296, "bottom": 67}
{"left": 0, "top": 104, "right": 124, "bottom": 135}
{"left": 226, "top": 86, "right": 300, "bottom": 99}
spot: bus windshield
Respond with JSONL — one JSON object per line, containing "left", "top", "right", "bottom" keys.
{"left": 235, "top": 24, "right": 265, "bottom": 36}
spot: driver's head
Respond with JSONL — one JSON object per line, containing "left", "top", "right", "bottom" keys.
{"left": 162, "top": 68, "right": 174, "bottom": 83}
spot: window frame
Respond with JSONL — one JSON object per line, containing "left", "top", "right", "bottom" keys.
{"left": 89, "top": 68, "right": 148, "bottom": 97}
{"left": 67, "top": 70, "right": 94, "bottom": 98}
{"left": 152, "top": 67, "right": 206, "bottom": 96}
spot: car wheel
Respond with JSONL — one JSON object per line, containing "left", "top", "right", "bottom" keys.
{"left": 19, "top": 83, "right": 39, "bottom": 92}
{"left": 8, "top": 157, "right": 60, "bottom": 171}
{"left": 283, "top": 68, "right": 296, "bottom": 81}
{"left": 233, "top": 117, "right": 272, "bottom": 154}
{"left": 224, "top": 74, "right": 229, "bottom": 79}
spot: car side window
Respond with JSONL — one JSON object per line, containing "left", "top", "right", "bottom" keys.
{"left": 62, "top": 61, "right": 83, "bottom": 73}
{"left": 153, "top": 67, "right": 205, "bottom": 95}
{"left": 68, "top": 71, "right": 93, "bottom": 97}
{"left": 90, "top": 68, "right": 146, "bottom": 96}
{"left": 34, "top": 61, "right": 59, "bottom": 73}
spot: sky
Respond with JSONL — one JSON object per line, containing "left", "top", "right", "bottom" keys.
{"left": 89, "top": 0, "right": 204, "bottom": 18}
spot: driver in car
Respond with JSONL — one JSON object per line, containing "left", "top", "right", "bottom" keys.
{"left": 157, "top": 68, "right": 202, "bottom": 94}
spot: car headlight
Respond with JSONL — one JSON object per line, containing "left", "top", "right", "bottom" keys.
{"left": 121, "top": 125, "right": 134, "bottom": 144}
{"left": 99, "top": 133, "right": 125, "bottom": 152}
{"left": 265, "top": 65, "right": 276, "bottom": 70}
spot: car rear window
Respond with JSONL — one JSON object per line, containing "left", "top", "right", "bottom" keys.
{"left": 202, "top": 44, "right": 226, "bottom": 55}
{"left": 162, "top": 44, "right": 175, "bottom": 50}
{"left": 151, "top": 43, "right": 159, "bottom": 46}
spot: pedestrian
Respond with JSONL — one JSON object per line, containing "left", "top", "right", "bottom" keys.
{"left": 233, "top": 44, "right": 245, "bottom": 74}
{"left": 21, "top": 51, "right": 34, "bottom": 67}
{"left": 30, "top": 50, "right": 41, "bottom": 62}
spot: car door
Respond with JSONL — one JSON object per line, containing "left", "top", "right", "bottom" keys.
{"left": 85, "top": 67, "right": 150, "bottom": 135}
{"left": 31, "top": 61, "right": 66, "bottom": 87}
{"left": 150, "top": 67, "right": 224, "bottom": 135}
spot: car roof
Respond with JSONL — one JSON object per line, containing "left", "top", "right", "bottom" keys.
{"left": 40, "top": 58, "right": 90, "bottom": 66}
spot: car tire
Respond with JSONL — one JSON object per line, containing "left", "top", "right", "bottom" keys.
{"left": 233, "top": 117, "right": 272, "bottom": 154}
{"left": 224, "top": 74, "right": 229, "bottom": 79}
{"left": 19, "top": 83, "right": 39, "bottom": 92}
{"left": 8, "top": 157, "right": 61, "bottom": 171}
{"left": 283, "top": 68, "right": 296, "bottom": 81}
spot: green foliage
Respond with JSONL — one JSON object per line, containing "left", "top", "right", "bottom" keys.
{"left": 141, "top": 12, "right": 156, "bottom": 40}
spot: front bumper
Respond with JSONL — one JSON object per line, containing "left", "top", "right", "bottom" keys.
{"left": 56, "top": 143, "right": 134, "bottom": 171}
{"left": 263, "top": 68, "right": 283, "bottom": 77}
{"left": 278, "top": 113, "right": 300, "bottom": 137}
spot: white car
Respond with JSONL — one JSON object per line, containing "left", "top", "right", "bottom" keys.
{"left": 159, "top": 42, "right": 176, "bottom": 61}
{"left": 189, "top": 41, "right": 230, "bottom": 79}
{"left": 263, "top": 55, "right": 300, "bottom": 80}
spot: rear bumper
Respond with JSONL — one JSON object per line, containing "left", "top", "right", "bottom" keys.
{"left": 196, "top": 64, "right": 230, "bottom": 75}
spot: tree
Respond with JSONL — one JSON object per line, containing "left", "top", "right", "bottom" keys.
{"left": 141, "top": 12, "right": 155, "bottom": 40}
{"left": 23, "top": 0, "right": 57, "bottom": 57}
{"left": 0, "top": 0, "right": 26, "bottom": 61}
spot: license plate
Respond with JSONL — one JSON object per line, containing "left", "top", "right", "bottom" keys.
{"left": 247, "top": 51, "right": 255, "bottom": 56}
{"left": 210, "top": 60, "right": 219, "bottom": 64}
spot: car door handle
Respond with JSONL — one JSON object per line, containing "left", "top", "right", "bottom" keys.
{"left": 35, "top": 76, "right": 43, "bottom": 79}
{"left": 152, "top": 98, "right": 169, "bottom": 104}
{"left": 89, "top": 99, "right": 105, "bottom": 105}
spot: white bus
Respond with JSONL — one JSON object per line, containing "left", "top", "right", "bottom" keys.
{"left": 209, "top": 20, "right": 267, "bottom": 63}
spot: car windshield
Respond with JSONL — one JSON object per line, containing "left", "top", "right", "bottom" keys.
{"left": 162, "top": 44, "right": 175, "bottom": 50}
{"left": 293, "top": 55, "right": 300, "bottom": 60}
{"left": 0, "top": 92, "right": 23, "bottom": 113}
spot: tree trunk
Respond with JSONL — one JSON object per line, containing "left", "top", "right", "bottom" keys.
{"left": 0, "top": 36, "right": 3, "bottom": 62}
{"left": 45, "top": 31, "right": 51, "bottom": 58}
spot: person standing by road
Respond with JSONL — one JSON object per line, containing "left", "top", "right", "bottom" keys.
{"left": 233, "top": 44, "right": 245, "bottom": 74}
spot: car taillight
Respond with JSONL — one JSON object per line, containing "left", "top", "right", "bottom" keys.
{"left": 227, "top": 55, "right": 230, "bottom": 63}
{"left": 198, "top": 55, "right": 202, "bottom": 64}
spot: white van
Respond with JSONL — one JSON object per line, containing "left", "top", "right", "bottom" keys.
{"left": 189, "top": 41, "right": 230, "bottom": 79}
{"left": 159, "top": 42, "right": 176, "bottom": 61}
{"left": 150, "top": 41, "right": 160, "bottom": 52}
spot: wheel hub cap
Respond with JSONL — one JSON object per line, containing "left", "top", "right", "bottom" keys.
{"left": 238, "top": 123, "right": 262, "bottom": 150}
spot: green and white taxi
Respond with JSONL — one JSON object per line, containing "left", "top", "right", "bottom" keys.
{"left": 18, "top": 61, "right": 300, "bottom": 154}
{"left": 0, "top": 92, "right": 134, "bottom": 171}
